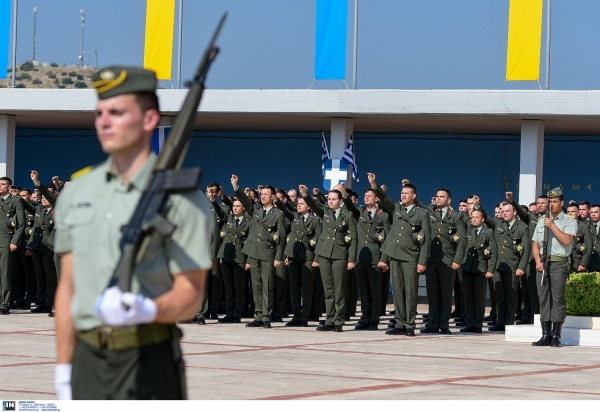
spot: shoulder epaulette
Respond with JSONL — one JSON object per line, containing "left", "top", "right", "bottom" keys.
{"left": 71, "top": 165, "right": 96, "bottom": 180}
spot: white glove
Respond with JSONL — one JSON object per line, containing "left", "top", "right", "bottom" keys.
{"left": 94, "top": 286, "right": 157, "bottom": 326}
{"left": 55, "top": 363, "right": 72, "bottom": 400}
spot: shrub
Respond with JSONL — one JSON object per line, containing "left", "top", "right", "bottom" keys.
{"left": 566, "top": 273, "right": 600, "bottom": 316}
{"left": 61, "top": 72, "right": 67, "bottom": 76}
{"left": 61, "top": 77, "right": 73, "bottom": 85}
{"left": 20, "top": 61, "right": 34, "bottom": 71}
{"left": 15, "top": 73, "right": 31, "bottom": 81}
{"left": 69, "top": 71, "right": 77, "bottom": 77}
{"left": 76, "top": 74, "right": 84, "bottom": 80}
{"left": 32, "top": 78, "right": 43, "bottom": 85}
{"left": 58, "top": 85, "right": 65, "bottom": 89}
{"left": 48, "top": 72, "right": 56, "bottom": 79}
{"left": 50, "top": 62, "right": 58, "bottom": 67}
{"left": 54, "top": 78, "right": 59, "bottom": 84}
{"left": 15, "top": 84, "right": 26, "bottom": 88}
{"left": 74, "top": 81, "right": 87, "bottom": 89}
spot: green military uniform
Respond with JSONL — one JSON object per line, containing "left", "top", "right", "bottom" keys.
{"left": 461, "top": 224, "right": 497, "bottom": 331}
{"left": 0, "top": 192, "right": 26, "bottom": 313}
{"left": 513, "top": 200, "right": 543, "bottom": 322}
{"left": 483, "top": 214, "right": 531, "bottom": 327}
{"left": 375, "top": 187, "right": 431, "bottom": 332}
{"left": 23, "top": 184, "right": 58, "bottom": 314}
{"left": 342, "top": 195, "right": 391, "bottom": 327}
{"left": 276, "top": 199, "right": 321, "bottom": 324}
{"left": 274, "top": 204, "right": 292, "bottom": 320}
{"left": 11, "top": 203, "right": 36, "bottom": 309}
{"left": 303, "top": 194, "right": 357, "bottom": 328}
{"left": 195, "top": 208, "right": 220, "bottom": 322}
{"left": 235, "top": 187, "right": 285, "bottom": 325}
{"left": 215, "top": 202, "right": 250, "bottom": 320}
{"left": 415, "top": 198, "right": 467, "bottom": 332}
{"left": 570, "top": 218, "right": 592, "bottom": 273}
{"left": 587, "top": 220, "right": 600, "bottom": 272}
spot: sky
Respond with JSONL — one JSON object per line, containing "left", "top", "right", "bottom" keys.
{"left": 5, "top": 0, "right": 600, "bottom": 91}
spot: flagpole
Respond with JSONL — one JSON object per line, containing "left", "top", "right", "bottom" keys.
{"left": 352, "top": 0, "right": 358, "bottom": 90}
{"left": 545, "top": 0, "right": 551, "bottom": 90}
{"left": 11, "top": 0, "right": 17, "bottom": 88}
{"left": 177, "top": 0, "right": 183, "bottom": 89}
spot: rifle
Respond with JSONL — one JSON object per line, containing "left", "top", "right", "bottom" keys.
{"left": 108, "top": 13, "right": 227, "bottom": 293}
{"left": 540, "top": 208, "right": 551, "bottom": 285}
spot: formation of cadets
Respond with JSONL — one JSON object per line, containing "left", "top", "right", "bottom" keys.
{"left": 1, "top": 171, "right": 69, "bottom": 317}
{"left": 185, "top": 173, "right": 590, "bottom": 347}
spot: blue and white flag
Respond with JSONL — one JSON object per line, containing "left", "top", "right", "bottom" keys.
{"left": 152, "top": 126, "right": 171, "bottom": 154}
{"left": 342, "top": 135, "right": 359, "bottom": 182}
{"left": 323, "top": 158, "right": 348, "bottom": 191}
{"left": 321, "top": 132, "right": 330, "bottom": 178}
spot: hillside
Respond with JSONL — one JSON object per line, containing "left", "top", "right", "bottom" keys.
{"left": 0, "top": 61, "right": 96, "bottom": 89}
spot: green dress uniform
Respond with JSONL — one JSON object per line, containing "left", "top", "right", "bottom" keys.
{"left": 483, "top": 215, "right": 531, "bottom": 327}
{"left": 461, "top": 224, "right": 497, "bottom": 330}
{"left": 375, "top": 187, "right": 431, "bottom": 332}
{"left": 513, "top": 200, "right": 543, "bottom": 322}
{"left": 11, "top": 203, "right": 36, "bottom": 309}
{"left": 587, "top": 221, "right": 600, "bottom": 272}
{"left": 570, "top": 218, "right": 592, "bottom": 273}
{"left": 215, "top": 204, "right": 250, "bottom": 320}
{"left": 415, "top": 199, "right": 467, "bottom": 332}
{"left": 23, "top": 183, "right": 58, "bottom": 314}
{"left": 54, "top": 153, "right": 214, "bottom": 400}
{"left": 234, "top": 188, "right": 285, "bottom": 325}
{"left": 0, "top": 193, "right": 26, "bottom": 313}
{"left": 195, "top": 209, "right": 221, "bottom": 322}
{"left": 276, "top": 199, "right": 322, "bottom": 324}
{"left": 206, "top": 199, "right": 225, "bottom": 318}
{"left": 342, "top": 196, "right": 391, "bottom": 327}
{"left": 274, "top": 205, "right": 292, "bottom": 320}
{"left": 303, "top": 194, "right": 357, "bottom": 328}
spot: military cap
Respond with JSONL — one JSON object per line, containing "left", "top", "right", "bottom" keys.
{"left": 92, "top": 66, "right": 157, "bottom": 100}
{"left": 547, "top": 187, "right": 562, "bottom": 199}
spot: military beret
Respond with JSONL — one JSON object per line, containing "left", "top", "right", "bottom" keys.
{"left": 92, "top": 66, "right": 157, "bottom": 100}
{"left": 547, "top": 187, "right": 562, "bottom": 199}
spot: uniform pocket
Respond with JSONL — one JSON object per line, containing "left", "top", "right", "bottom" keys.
{"left": 65, "top": 207, "right": 95, "bottom": 255}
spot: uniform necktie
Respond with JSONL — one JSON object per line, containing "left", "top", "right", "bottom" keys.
{"left": 263, "top": 209, "right": 266, "bottom": 218}
{"left": 236, "top": 217, "right": 240, "bottom": 227}
{"left": 439, "top": 209, "right": 443, "bottom": 219}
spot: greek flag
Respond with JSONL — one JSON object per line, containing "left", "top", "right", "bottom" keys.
{"left": 321, "top": 132, "right": 330, "bottom": 178}
{"left": 342, "top": 135, "right": 359, "bottom": 182}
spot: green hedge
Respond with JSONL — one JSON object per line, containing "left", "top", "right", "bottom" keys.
{"left": 566, "top": 273, "right": 600, "bottom": 316}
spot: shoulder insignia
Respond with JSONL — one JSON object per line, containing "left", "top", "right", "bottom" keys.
{"left": 71, "top": 166, "right": 94, "bottom": 181}
{"left": 568, "top": 215, "right": 576, "bottom": 219}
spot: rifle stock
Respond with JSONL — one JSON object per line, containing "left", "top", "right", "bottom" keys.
{"left": 541, "top": 209, "right": 551, "bottom": 285}
{"left": 108, "top": 13, "right": 227, "bottom": 292}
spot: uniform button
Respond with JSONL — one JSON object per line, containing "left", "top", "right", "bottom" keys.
{"left": 438, "top": 235, "right": 441, "bottom": 237}
{"left": 397, "top": 240, "right": 400, "bottom": 243}
{"left": 401, "top": 227, "right": 403, "bottom": 229}
{"left": 365, "top": 241, "right": 368, "bottom": 244}
{"left": 258, "top": 239, "right": 260, "bottom": 242}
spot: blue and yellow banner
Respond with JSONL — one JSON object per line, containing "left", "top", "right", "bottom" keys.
{"left": 143, "top": 0, "right": 176, "bottom": 80}
{"left": 0, "top": 0, "right": 11, "bottom": 79}
{"left": 315, "top": 0, "right": 347, "bottom": 80}
{"left": 506, "top": 0, "right": 544, "bottom": 81}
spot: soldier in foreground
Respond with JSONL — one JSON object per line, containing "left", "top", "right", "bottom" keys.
{"left": 53, "top": 66, "right": 213, "bottom": 399}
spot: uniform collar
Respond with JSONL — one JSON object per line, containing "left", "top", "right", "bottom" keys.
{"left": 1, "top": 193, "right": 10, "bottom": 201}
{"left": 104, "top": 152, "right": 156, "bottom": 191}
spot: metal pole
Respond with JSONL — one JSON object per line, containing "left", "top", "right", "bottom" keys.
{"left": 32, "top": 6, "right": 36, "bottom": 61}
{"left": 95, "top": 45, "right": 98, "bottom": 68}
{"left": 177, "top": 0, "right": 183, "bottom": 89}
{"left": 352, "top": 0, "right": 358, "bottom": 90}
{"left": 545, "top": 0, "right": 551, "bottom": 90}
{"left": 80, "top": 10, "right": 85, "bottom": 67}
{"left": 11, "top": 0, "right": 17, "bottom": 88}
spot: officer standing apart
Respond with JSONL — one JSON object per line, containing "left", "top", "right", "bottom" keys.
{"left": 531, "top": 188, "right": 576, "bottom": 348}
{"left": 53, "top": 66, "right": 214, "bottom": 399}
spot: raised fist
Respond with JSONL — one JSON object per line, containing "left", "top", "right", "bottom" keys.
{"left": 299, "top": 185, "right": 309, "bottom": 196}
{"left": 402, "top": 179, "right": 409, "bottom": 186}
{"left": 231, "top": 174, "right": 239, "bottom": 188}
{"left": 30, "top": 170, "right": 40, "bottom": 186}
{"left": 506, "top": 192, "right": 513, "bottom": 203}
{"left": 380, "top": 184, "right": 387, "bottom": 192}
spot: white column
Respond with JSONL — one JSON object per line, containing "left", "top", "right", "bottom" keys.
{"left": 0, "top": 115, "right": 16, "bottom": 180}
{"left": 330, "top": 117, "right": 353, "bottom": 188}
{"left": 518, "top": 120, "right": 544, "bottom": 206}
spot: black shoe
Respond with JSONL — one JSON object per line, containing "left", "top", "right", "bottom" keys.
{"left": 516, "top": 319, "right": 533, "bottom": 325}
{"left": 422, "top": 313, "right": 428, "bottom": 319}
{"left": 460, "top": 326, "right": 476, "bottom": 333}
{"left": 344, "top": 315, "right": 351, "bottom": 321}
{"left": 406, "top": 329, "right": 415, "bottom": 336}
{"left": 450, "top": 310, "right": 460, "bottom": 318}
{"left": 263, "top": 321, "right": 272, "bottom": 328}
{"left": 532, "top": 322, "right": 553, "bottom": 346}
{"left": 487, "top": 320, "right": 496, "bottom": 326}
{"left": 317, "top": 324, "right": 334, "bottom": 331}
{"left": 43, "top": 307, "right": 52, "bottom": 314}
{"left": 456, "top": 322, "right": 467, "bottom": 327}
{"left": 420, "top": 327, "right": 439, "bottom": 334}
{"left": 48, "top": 311, "right": 54, "bottom": 317}
{"left": 484, "top": 315, "right": 496, "bottom": 322}
{"left": 177, "top": 318, "right": 196, "bottom": 324}
{"left": 197, "top": 319, "right": 206, "bottom": 325}
{"left": 380, "top": 310, "right": 387, "bottom": 316}
{"left": 31, "top": 306, "right": 44, "bottom": 313}
{"left": 233, "top": 317, "right": 241, "bottom": 323}
{"left": 355, "top": 322, "right": 370, "bottom": 330}
{"left": 10, "top": 302, "right": 24, "bottom": 310}
{"left": 488, "top": 324, "right": 505, "bottom": 332}
{"left": 245, "top": 320, "right": 264, "bottom": 327}
{"left": 0, "top": 309, "right": 9, "bottom": 315}
{"left": 440, "top": 328, "right": 452, "bottom": 335}
{"left": 209, "top": 312, "right": 218, "bottom": 320}
{"left": 453, "top": 317, "right": 465, "bottom": 322}
{"left": 22, "top": 304, "right": 31, "bottom": 310}
{"left": 385, "top": 327, "right": 406, "bottom": 335}
{"left": 300, "top": 322, "right": 308, "bottom": 327}
{"left": 333, "top": 325, "right": 343, "bottom": 332}
{"left": 389, "top": 310, "right": 396, "bottom": 315}
{"left": 319, "top": 320, "right": 326, "bottom": 325}
{"left": 515, "top": 313, "right": 523, "bottom": 321}
{"left": 388, "top": 318, "right": 397, "bottom": 324}
{"left": 272, "top": 316, "right": 284, "bottom": 323}
{"left": 368, "top": 324, "right": 379, "bottom": 331}
{"left": 285, "top": 319, "right": 303, "bottom": 327}
{"left": 308, "top": 315, "right": 319, "bottom": 322}
{"left": 551, "top": 322, "right": 563, "bottom": 347}
{"left": 218, "top": 316, "right": 234, "bottom": 323}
